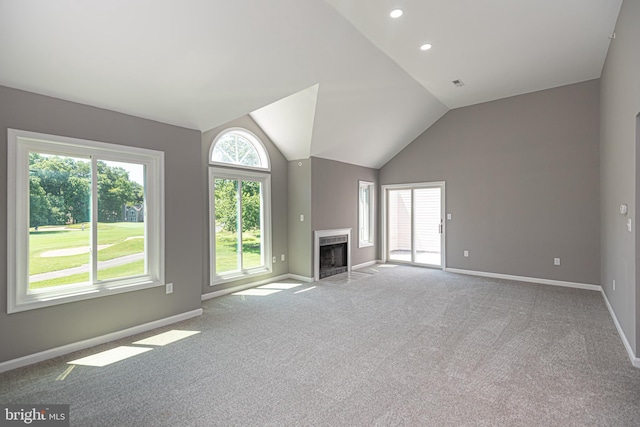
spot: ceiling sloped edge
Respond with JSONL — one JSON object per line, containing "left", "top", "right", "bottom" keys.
{"left": 249, "top": 84, "right": 319, "bottom": 161}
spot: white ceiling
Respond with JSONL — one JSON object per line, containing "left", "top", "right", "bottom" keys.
{"left": 0, "top": 0, "right": 622, "bottom": 168}
{"left": 325, "top": 0, "right": 623, "bottom": 109}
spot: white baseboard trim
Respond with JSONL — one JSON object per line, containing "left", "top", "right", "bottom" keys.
{"left": 352, "top": 260, "right": 382, "bottom": 270}
{"left": 0, "top": 308, "right": 203, "bottom": 374}
{"left": 445, "top": 268, "right": 602, "bottom": 292}
{"left": 287, "top": 274, "right": 314, "bottom": 283}
{"left": 601, "top": 290, "right": 640, "bottom": 368}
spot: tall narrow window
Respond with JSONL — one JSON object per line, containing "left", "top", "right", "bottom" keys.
{"left": 358, "top": 181, "right": 375, "bottom": 248}
{"left": 209, "top": 129, "right": 271, "bottom": 285}
{"left": 8, "top": 129, "right": 164, "bottom": 313}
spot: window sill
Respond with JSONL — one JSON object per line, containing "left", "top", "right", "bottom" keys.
{"left": 9, "top": 279, "right": 164, "bottom": 314}
{"left": 210, "top": 267, "right": 272, "bottom": 287}
{"left": 358, "top": 241, "right": 374, "bottom": 248}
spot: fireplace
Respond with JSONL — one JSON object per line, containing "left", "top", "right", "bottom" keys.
{"left": 314, "top": 228, "right": 351, "bottom": 281}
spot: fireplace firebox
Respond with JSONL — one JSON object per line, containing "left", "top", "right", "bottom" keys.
{"left": 314, "top": 228, "right": 351, "bottom": 281}
{"left": 319, "top": 236, "right": 348, "bottom": 279}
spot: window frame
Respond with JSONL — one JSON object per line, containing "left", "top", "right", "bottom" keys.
{"left": 358, "top": 180, "right": 375, "bottom": 248}
{"left": 208, "top": 166, "right": 272, "bottom": 285}
{"left": 7, "top": 129, "right": 165, "bottom": 313}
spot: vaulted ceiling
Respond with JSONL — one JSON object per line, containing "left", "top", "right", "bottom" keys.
{"left": 0, "top": 0, "right": 622, "bottom": 168}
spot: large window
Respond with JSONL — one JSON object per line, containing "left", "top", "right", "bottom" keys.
{"left": 359, "top": 180, "right": 375, "bottom": 248}
{"left": 209, "top": 129, "right": 271, "bottom": 285}
{"left": 7, "top": 129, "right": 164, "bottom": 313}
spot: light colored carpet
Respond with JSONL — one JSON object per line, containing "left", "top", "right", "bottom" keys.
{"left": 1, "top": 265, "right": 639, "bottom": 426}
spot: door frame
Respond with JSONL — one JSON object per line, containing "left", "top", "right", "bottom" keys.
{"left": 381, "top": 181, "right": 446, "bottom": 270}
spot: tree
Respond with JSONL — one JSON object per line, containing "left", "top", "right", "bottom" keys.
{"left": 214, "top": 179, "right": 239, "bottom": 233}
{"left": 214, "top": 179, "right": 261, "bottom": 233}
{"left": 97, "top": 161, "right": 144, "bottom": 222}
{"left": 27, "top": 153, "right": 143, "bottom": 226}
{"left": 241, "top": 181, "right": 261, "bottom": 231}
{"left": 29, "top": 175, "right": 51, "bottom": 227}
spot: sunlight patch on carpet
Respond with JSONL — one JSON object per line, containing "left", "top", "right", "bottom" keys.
{"left": 68, "top": 346, "right": 153, "bottom": 367}
{"left": 133, "top": 330, "right": 200, "bottom": 347}
{"left": 233, "top": 289, "right": 281, "bottom": 296}
{"left": 259, "top": 282, "right": 303, "bottom": 290}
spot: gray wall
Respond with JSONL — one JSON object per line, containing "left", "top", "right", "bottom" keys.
{"left": 201, "top": 115, "right": 289, "bottom": 294}
{"left": 288, "top": 159, "right": 313, "bottom": 278}
{"left": 311, "top": 157, "right": 379, "bottom": 268}
{"left": 600, "top": 0, "right": 640, "bottom": 354}
{"left": 381, "top": 80, "right": 600, "bottom": 285}
{"left": 0, "top": 85, "right": 203, "bottom": 363}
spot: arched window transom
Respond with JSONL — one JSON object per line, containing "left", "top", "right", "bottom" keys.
{"left": 210, "top": 129, "right": 269, "bottom": 170}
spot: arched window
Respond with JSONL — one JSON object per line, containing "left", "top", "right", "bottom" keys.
{"left": 208, "top": 128, "right": 272, "bottom": 285}
{"left": 210, "top": 128, "right": 270, "bottom": 170}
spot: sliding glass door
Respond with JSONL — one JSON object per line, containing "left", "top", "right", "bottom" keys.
{"left": 385, "top": 182, "right": 445, "bottom": 268}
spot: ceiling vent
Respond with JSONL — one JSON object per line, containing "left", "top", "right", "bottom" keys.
{"left": 452, "top": 79, "right": 465, "bottom": 88}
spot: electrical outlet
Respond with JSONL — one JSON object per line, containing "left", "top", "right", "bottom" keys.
{"left": 300, "top": 214, "right": 304, "bottom": 222}
{"left": 554, "top": 258, "right": 560, "bottom": 266}
{"left": 272, "top": 256, "right": 277, "bottom": 263}
{"left": 281, "top": 254, "right": 285, "bottom": 261}
{"left": 613, "top": 279, "right": 616, "bottom": 291}
{"left": 463, "top": 250, "right": 469, "bottom": 257}
{"left": 166, "top": 282, "right": 173, "bottom": 294}
{"left": 447, "top": 213, "right": 452, "bottom": 220}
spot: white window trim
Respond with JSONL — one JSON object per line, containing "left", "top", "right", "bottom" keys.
{"left": 208, "top": 127, "right": 271, "bottom": 172}
{"left": 358, "top": 180, "right": 375, "bottom": 248}
{"left": 7, "top": 129, "right": 165, "bottom": 313}
{"left": 208, "top": 166, "right": 272, "bottom": 286}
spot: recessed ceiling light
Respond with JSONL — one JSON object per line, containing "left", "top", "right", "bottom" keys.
{"left": 390, "top": 9, "right": 403, "bottom": 18}
{"left": 420, "top": 43, "right": 433, "bottom": 51}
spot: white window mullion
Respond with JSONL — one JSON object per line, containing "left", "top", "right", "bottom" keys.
{"left": 260, "top": 183, "right": 265, "bottom": 266}
{"left": 90, "top": 157, "right": 98, "bottom": 285}
{"left": 237, "top": 181, "right": 244, "bottom": 271}
{"left": 411, "top": 189, "right": 416, "bottom": 264}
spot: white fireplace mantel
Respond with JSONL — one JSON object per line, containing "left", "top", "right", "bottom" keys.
{"left": 314, "top": 228, "right": 351, "bottom": 281}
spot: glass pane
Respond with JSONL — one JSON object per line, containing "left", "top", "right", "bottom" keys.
{"left": 359, "top": 185, "right": 371, "bottom": 243}
{"left": 28, "top": 152, "right": 91, "bottom": 289}
{"left": 388, "top": 189, "right": 412, "bottom": 262}
{"left": 215, "top": 178, "right": 240, "bottom": 273}
{"left": 97, "top": 160, "right": 146, "bottom": 281}
{"left": 414, "top": 188, "right": 441, "bottom": 266}
{"left": 211, "top": 133, "right": 261, "bottom": 167}
{"left": 241, "top": 180, "right": 263, "bottom": 269}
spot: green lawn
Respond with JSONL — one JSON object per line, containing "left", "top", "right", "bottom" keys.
{"left": 31, "top": 224, "right": 264, "bottom": 288}
{"left": 215, "top": 230, "right": 262, "bottom": 273}
{"left": 29, "top": 222, "right": 144, "bottom": 288}
{"left": 30, "top": 260, "right": 145, "bottom": 289}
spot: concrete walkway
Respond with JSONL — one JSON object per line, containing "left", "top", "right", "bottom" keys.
{"left": 29, "top": 253, "right": 145, "bottom": 282}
